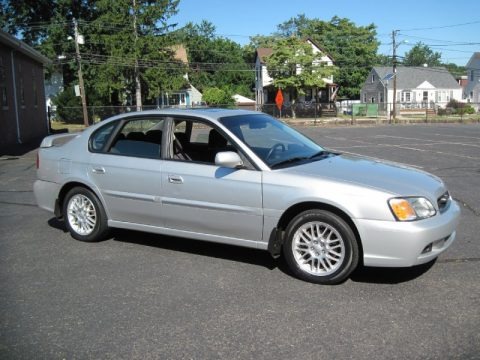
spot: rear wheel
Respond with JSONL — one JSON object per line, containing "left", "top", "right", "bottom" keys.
{"left": 63, "top": 187, "right": 109, "bottom": 242}
{"left": 283, "top": 209, "right": 359, "bottom": 284}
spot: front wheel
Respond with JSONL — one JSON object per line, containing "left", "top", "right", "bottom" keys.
{"left": 63, "top": 187, "right": 109, "bottom": 242}
{"left": 283, "top": 210, "right": 359, "bottom": 284}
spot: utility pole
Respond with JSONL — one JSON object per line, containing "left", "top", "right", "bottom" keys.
{"left": 392, "top": 30, "right": 398, "bottom": 123}
{"left": 133, "top": 0, "right": 142, "bottom": 111}
{"left": 73, "top": 19, "right": 89, "bottom": 127}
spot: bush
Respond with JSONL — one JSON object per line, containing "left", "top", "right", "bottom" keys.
{"left": 202, "top": 87, "right": 235, "bottom": 107}
{"left": 52, "top": 87, "right": 84, "bottom": 124}
{"left": 457, "top": 105, "right": 475, "bottom": 115}
{"left": 445, "top": 99, "right": 475, "bottom": 115}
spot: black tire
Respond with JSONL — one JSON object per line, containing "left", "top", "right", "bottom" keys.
{"left": 283, "top": 209, "right": 359, "bottom": 285}
{"left": 63, "top": 186, "right": 109, "bottom": 242}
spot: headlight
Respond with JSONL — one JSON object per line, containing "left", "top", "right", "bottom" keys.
{"left": 388, "top": 197, "right": 436, "bottom": 221}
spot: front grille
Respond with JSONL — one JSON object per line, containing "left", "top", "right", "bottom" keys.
{"left": 437, "top": 191, "right": 450, "bottom": 213}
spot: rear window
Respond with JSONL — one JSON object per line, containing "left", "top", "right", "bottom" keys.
{"left": 90, "top": 122, "right": 117, "bottom": 151}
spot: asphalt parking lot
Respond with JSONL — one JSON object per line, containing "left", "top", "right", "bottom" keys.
{"left": 1, "top": 123, "right": 479, "bottom": 359}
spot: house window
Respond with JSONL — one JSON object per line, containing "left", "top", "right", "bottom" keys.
{"left": 32, "top": 69, "right": 38, "bottom": 107}
{"left": 371, "top": 74, "right": 375, "bottom": 83}
{"left": 0, "top": 56, "right": 7, "bottom": 109}
{"left": 371, "top": 97, "right": 375, "bottom": 103}
{"left": 380, "top": 92, "right": 384, "bottom": 103}
{"left": 363, "top": 93, "right": 367, "bottom": 103}
{"left": 33, "top": 81, "right": 38, "bottom": 107}
{"left": 1, "top": 87, "right": 7, "bottom": 108}
{"left": 305, "top": 89, "right": 313, "bottom": 101}
{"left": 19, "top": 77, "right": 25, "bottom": 106}
{"left": 402, "top": 91, "right": 411, "bottom": 103}
{"left": 471, "top": 70, "right": 475, "bottom": 81}
{"left": 423, "top": 91, "right": 428, "bottom": 102}
{"left": 0, "top": 56, "right": 5, "bottom": 81}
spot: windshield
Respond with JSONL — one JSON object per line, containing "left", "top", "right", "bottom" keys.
{"left": 219, "top": 114, "right": 325, "bottom": 168}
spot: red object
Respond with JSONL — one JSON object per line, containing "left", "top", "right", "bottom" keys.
{"left": 275, "top": 89, "right": 284, "bottom": 110}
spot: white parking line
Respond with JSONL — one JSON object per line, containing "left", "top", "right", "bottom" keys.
{"left": 376, "top": 135, "right": 480, "bottom": 147}
{"left": 434, "top": 133, "right": 480, "bottom": 140}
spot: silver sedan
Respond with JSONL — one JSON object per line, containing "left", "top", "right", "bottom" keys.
{"left": 34, "top": 109, "right": 460, "bottom": 284}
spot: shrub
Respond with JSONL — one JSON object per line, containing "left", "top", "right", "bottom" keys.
{"left": 202, "top": 87, "right": 235, "bottom": 107}
{"left": 445, "top": 99, "right": 475, "bottom": 115}
{"left": 52, "top": 87, "right": 84, "bottom": 124}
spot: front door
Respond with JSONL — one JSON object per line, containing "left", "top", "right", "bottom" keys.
{"left": 161, "top": 117, "right": 263, "bottom": 242}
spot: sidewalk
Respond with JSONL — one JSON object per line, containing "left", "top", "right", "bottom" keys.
{"left": 282, "top": 116, "right": 480, "bottom": 126}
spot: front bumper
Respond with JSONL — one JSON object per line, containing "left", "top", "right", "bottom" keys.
{"left": 356, "top": 200, "right": 461, "bottom": 267}
{"left": 33, "top": 179, "right": 61, "bottom": 213}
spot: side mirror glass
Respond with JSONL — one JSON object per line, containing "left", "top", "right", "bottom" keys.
{"left": 215, "top": 151, "right": 244, "bottom": 169}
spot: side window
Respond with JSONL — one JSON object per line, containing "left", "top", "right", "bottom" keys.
{"left": 172, "top": 119, "right": 233, "bottom": 164}
{"left": 109, "top": 118, "right": 164, "bottom": 159}
{"left": 90, "top": 122, "right": 117, "bottom": 151}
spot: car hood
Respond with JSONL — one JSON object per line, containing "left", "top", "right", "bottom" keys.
{"left": 283, "top": 153, "right": 445, "bottom": 198}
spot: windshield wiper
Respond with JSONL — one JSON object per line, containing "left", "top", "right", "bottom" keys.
{"left": 270, "top": 151, "right": 335, "bottom": 169}
{"left": 270, "top": 156, "right": 309, "bottom": 169}
{"left": 308, "top": 150, "right": 330, "bottom": 159}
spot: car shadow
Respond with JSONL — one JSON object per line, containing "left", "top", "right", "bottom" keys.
{"left": 111, "top": 228, "right": 279, "bottom": 270}
{"left": 47, "top": 218, "right": 437, "bottom": 284}
{"left": 350, "top": 260, "right": 436, "bottom": 284}
{"left": 48, "top": 218, "right": 68, "bottom": 233}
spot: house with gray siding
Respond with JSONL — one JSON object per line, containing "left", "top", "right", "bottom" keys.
{"left": 465, "top": 52, "right": 480, "bottom": 109}
{"left": 360, "top": 66, "right": 462, "bottom": 115}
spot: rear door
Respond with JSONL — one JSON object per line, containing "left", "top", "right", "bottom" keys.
{"left": 88, "top": 116, "right": 166, "bottom": 226}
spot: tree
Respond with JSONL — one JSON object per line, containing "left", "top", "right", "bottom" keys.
{"left": 202, "top": 87, "right": 234, "bottom": 106}
{"left": 261, "top": 15, "right": 379, "bottom": 99}
{"left": 375, "top": 54, "right": 393, "bottom": 66}
{"left": 0, "top": 0, "right": 96, "bottom": 45}
{"left": 1, "top": 0, "right": 186, "bottom": 109}
{"left": 176, "top": 21, "right": 254, "bottom": 98}
{"left": 403, "top": 42, "right": 442, "bottom": 67}
{"left": 265, "top": 37, "right": 336, "bottom": 117}
{"left": 443, "top": 63, "right": 466, "bottom": 78}
{"left": 92, "top": 0, "right": 185, "bottom": 109}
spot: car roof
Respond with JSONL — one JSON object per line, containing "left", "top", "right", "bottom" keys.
{"left": 102, "top": 108, "right": 261, "bottom": 124}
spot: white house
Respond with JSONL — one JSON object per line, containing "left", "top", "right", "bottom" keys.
{"left": 255, "top": 38, "right": 336, "bottom": 107}
{"left": 44, "top": 70, "right": 64, "bottom": 116}
{"left": 465, "top": 52, "right": 480, "bottom": 109}
{"left": 158, "top": 45, "right": 203, "bottom": 107}
{"left": 360, "top": 66, "right": 462, "bottom": 115}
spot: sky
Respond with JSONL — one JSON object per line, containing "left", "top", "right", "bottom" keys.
{"left": 171, "top": 0, "right": 480, "bottom": 66}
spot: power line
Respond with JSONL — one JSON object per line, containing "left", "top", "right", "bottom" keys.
{"left": 398, "top": 20, "right": 480, "bottom": 32}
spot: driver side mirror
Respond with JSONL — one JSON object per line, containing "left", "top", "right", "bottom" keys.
{"left": 215, "top": 151, "right": 244, "bottom": 169}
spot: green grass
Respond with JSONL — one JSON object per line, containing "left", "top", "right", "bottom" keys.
{"left": 51, "top": 121, "right": 86, "bottom": 133}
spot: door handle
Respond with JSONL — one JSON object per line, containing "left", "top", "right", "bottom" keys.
{"left": 92, "top": 167, "right": 105, "bottom": 174}
{"left": 168, "top": 175, "right": 184, "bottom": 184}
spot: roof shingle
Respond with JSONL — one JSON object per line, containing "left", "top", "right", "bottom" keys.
{"left": 373, "top": 66, "right": 460, "bottom": 89}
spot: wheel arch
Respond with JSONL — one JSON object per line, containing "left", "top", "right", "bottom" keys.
{"left": 55, "top": 181, "right": 106, "bottom": 219}
{"left": 269, "top": 201, "right": 363, "bottom": 264}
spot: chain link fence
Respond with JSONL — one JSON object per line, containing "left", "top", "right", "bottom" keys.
{"left": 50, "top": 101, "right": 480, "bottom": 126}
